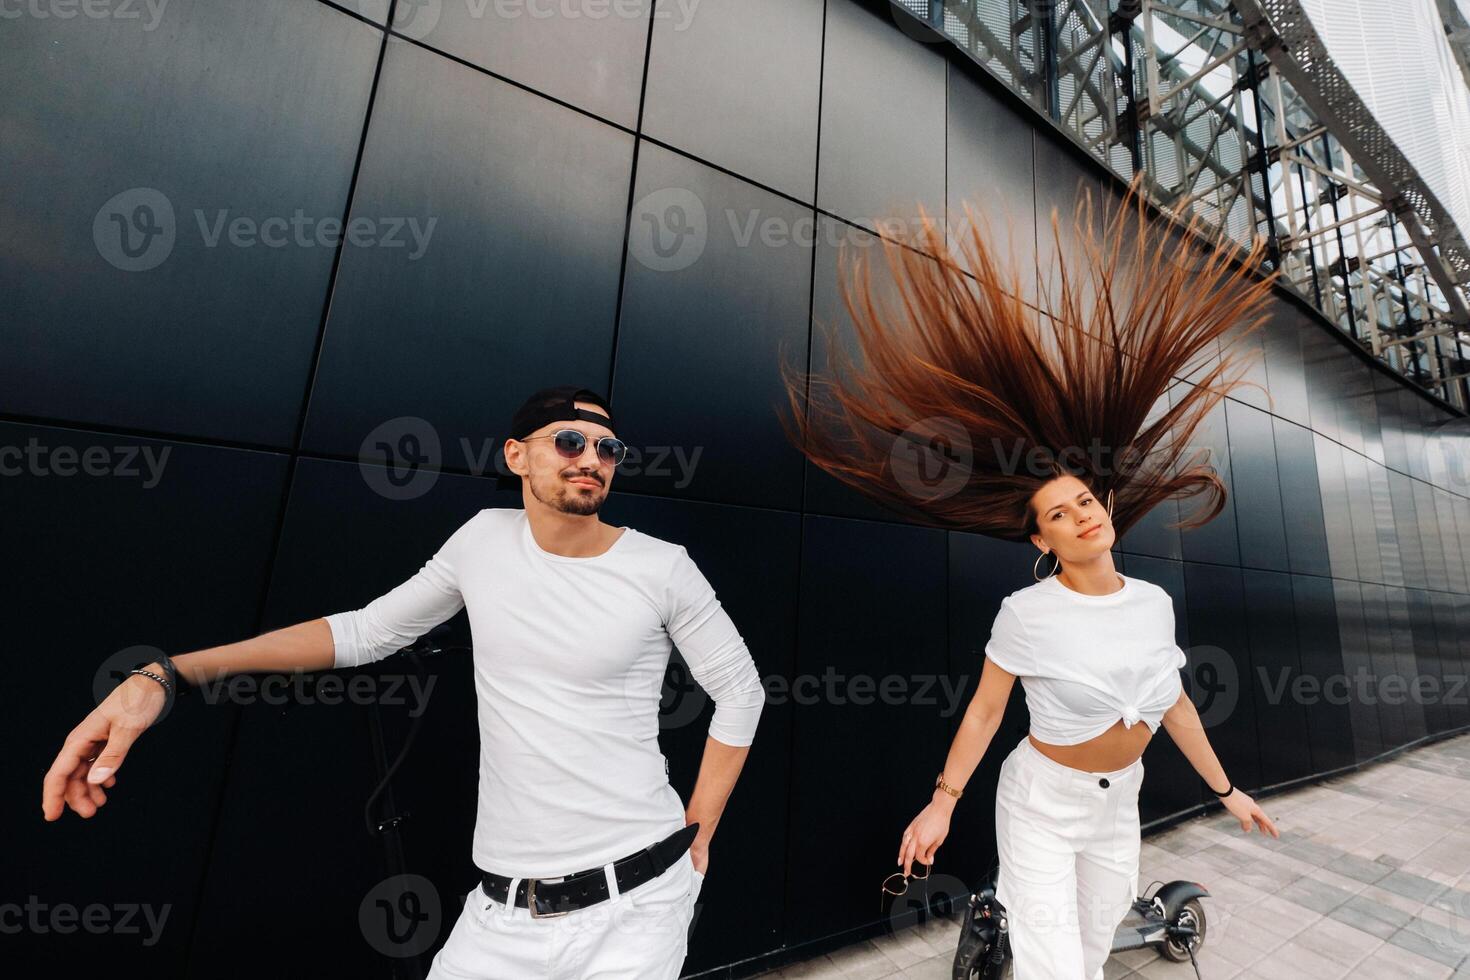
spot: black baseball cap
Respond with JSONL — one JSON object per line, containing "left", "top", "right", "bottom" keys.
{"left": 508, "top": 385, "right": 616, "bottom": 442}
{"left": 511, "top": 387, "right": 614, "bottom": 440}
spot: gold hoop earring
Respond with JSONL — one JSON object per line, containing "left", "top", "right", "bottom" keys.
{"left": 1107, "top": 488, "right": 1114, "bottom": 520}
{"left": 1033, "top": 550, "right": 1059, "bottom": 581}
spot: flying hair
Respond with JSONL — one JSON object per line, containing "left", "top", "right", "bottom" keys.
{"left": 777, "top": 170, "right": 1282, "bottom": 543}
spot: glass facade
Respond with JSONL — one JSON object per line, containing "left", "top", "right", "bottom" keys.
{"left": 901, "top": 0, "right": 1470, "bottom": 409}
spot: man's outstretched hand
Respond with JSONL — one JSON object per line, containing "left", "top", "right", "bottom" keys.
{"left": 42, "top": 670, "right": 167, "bottom": 821}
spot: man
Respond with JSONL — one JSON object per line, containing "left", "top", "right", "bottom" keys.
{"left": 42, "top": 384, "right": 766, "bottom": 980}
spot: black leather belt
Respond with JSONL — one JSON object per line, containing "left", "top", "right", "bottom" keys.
{"left": 479, "top": 822, "right": 699, "bottom": 919}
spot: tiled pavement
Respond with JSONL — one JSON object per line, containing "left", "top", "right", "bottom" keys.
{"left": 754, "top": 733, "right": 1470, "bottom": 979}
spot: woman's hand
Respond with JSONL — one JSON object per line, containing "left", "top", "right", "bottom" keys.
{"left": 897, "top": 800, "right": 953, "bottom": 876}
{"left": 1222, "top": 788, "right": 1279, "bottom": 837}
{"left": 41, "top": 668, "right": 169, "bottom": 821}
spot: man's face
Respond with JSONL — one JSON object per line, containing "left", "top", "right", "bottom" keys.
{"left": 511, "top": 402, "right": 616, "bottom": 516}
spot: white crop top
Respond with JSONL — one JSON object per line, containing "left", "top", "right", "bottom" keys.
{"left": 983, "top": 572, "right": 1186, "bottom": 745}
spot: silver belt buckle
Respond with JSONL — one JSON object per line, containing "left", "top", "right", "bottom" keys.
{"left": 526, "top": 877, "right": 571, "bottom": 919}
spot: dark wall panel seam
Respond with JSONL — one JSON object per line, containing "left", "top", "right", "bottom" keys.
{"left": 178, "top": 2, "right": 402, "bottom": 971}
{"left": 605, "top": 0, "right": 660, "bottom": 401}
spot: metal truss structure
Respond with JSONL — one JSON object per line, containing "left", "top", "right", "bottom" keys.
{"left": 896, "top": 0, "right": 1470, "bottom": 411}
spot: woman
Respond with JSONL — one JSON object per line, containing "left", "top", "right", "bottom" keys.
{"left": 779, "top": 173, "right": 1281, "bottom": 978}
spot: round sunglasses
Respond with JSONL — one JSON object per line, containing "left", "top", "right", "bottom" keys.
{"left": 880, "top": 862, "right": 931, "bottom": 913}
{"left": 518, "top": 428, "right": 628, "bottom": 467}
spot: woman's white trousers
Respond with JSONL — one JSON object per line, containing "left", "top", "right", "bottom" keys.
{"left": 994, "top": 734, "right": 1145, "bottom": 979}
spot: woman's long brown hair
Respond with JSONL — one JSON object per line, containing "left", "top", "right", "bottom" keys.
{"left": 778, "top": 171, "right": 1282, "bottom": 543}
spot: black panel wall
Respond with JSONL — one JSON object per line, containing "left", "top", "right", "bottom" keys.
{"left": 5, "top": 0, "right": 1469, "bottom": 976}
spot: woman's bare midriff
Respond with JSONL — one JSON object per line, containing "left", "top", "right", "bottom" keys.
{"left": 1029, "top": 717, "right": 1153, "bottom": 772}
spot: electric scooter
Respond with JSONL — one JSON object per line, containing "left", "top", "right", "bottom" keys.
{"left": 953, "top": 863, "right": 1209, "bottom": 978}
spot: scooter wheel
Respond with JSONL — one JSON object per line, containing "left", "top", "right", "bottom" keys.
{"left": 984, "top": 957, "right": 1014, "bottom": 979}
{"left": 953, "top": 919, "right": 1013, "bottom": 980}
{"left": 953, "top": 941, "right": 1012, "bottom": 980}
{"left": 1161, "top": 898, "right": 1206, "bottom": 962}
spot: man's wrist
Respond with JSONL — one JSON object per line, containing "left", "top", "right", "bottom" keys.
{"left": 128, "top": 667, "right": 170, "bottom": 694}
{"left": 118, "top": 663, "right": 173, "bottom": 720}
{"left": 150, "top": 653, "right": 192, "bottom": 693}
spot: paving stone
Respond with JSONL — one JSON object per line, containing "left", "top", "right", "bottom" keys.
{"left": 1325, "top": 895, "right": 1411, "bottom": 939}
{"left": 1323, "top": 851, "right": 1396, "bottom": 885}
{"left": 1376, "top": 869, "right": 1450, "bottom": 904}
{"left": 1276, "top": 874, "right": 1358, "bottom": 915}
{"left": 1387, "top": 920, "right": 1470, "bottom": 970}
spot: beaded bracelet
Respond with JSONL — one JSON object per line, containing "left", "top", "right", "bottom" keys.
{"left": 128, "top": 668, "right": 174, "bottom": 701}
{"left": 128, "top": 652, "right": 182, "bottom": 715}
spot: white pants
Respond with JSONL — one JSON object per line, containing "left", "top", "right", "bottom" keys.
{"left": 993, "top": 734, "right": 1144, "bottom": 980}
{"left": 426, "top": 849, "right": 705, "bottom": 980}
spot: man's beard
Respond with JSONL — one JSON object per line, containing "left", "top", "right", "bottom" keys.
{"left": 529, "top": 471, "right": 604, "bottom": 516}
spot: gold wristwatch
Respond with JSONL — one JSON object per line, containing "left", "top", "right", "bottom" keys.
{"left": 935, "top": 773, "right": 963, "bottom": 799}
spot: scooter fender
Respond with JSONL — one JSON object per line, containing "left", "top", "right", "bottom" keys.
{"left": 1152, "top": 880, "right": 1210, "bottom": 919}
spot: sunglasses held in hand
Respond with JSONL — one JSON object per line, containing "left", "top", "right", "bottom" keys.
{"left": 881, "top": 862, "right": 931, "bottom": 912}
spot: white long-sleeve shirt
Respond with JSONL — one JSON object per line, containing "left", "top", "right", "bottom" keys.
{"left": 324, "top": 506, "right": 765, "bottom": 878}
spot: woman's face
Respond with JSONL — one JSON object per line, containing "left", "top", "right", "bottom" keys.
{"left": 1029, "top": 474, "right": 1114, "bottom": 560}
